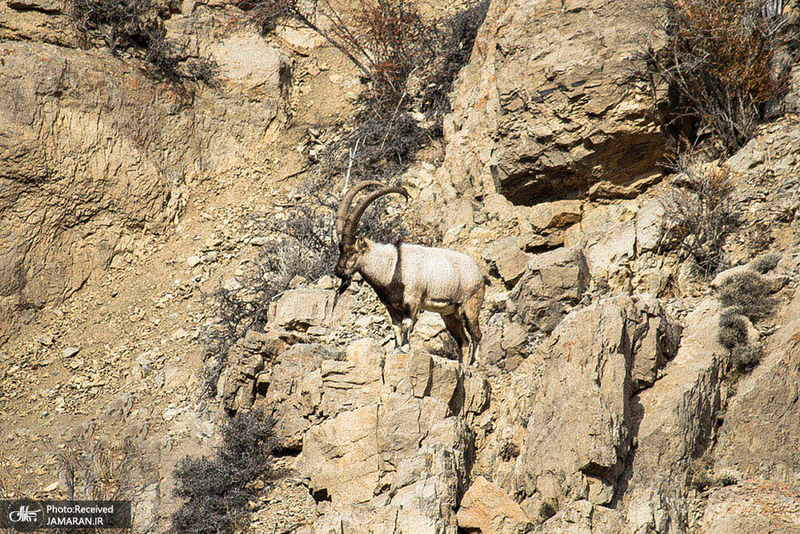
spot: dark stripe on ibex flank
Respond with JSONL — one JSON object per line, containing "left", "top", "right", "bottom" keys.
{"left": 386, "top": 242, "right": 409, "bottom": 314}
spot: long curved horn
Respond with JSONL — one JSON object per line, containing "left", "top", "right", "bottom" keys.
{"left": 341, "top": 186, "right": 409, "bottom": 247}
{"left": 335, "top": 180, "right": 384, "bottom": 238}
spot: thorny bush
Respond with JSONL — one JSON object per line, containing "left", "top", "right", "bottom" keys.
{"left": 645, "top": 0, "right": 796, "bottom": 154}
{"left": 661, "top": 160, "right": 737, "bottom": 276}
{"left": 717, "top": 269, "right": 776, "bottom": 321}
{"left": 71, "top": 0, "right": 217, "bottom": 86}
{"left": 172, "top": 410, "right": 278, "bottom": 534}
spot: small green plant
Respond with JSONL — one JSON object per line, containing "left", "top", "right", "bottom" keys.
{"left": 172, "top": 410, "right": 278, "bottom": 534}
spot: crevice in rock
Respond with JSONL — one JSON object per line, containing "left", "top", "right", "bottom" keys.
{"left": 311, "top": 487, "right": 330, "bottom": 503}
{"left": 609, "top": 393, "right": 644, "bottom": 509}
{"left": 273, "top": 447, "right": 302, "bottom": 459}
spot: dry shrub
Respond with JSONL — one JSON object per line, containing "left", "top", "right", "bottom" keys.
{"left": 718, "top": 310, "right": 749, "bottom": 349}
{"left": 731, "top": 341, "right": 764, "bottom": 372}
{"left": 354, "top": 0, "right": 432, "bottom": 98}
{"left": 717, "top": 270, "right": 774, "bottom": 375}
{"left": 71, "top": 0, "right": 217, "bottom": 87}
{"left": 57, "top": 439, "right": 152, "bottom": 503}
{"left": 172, "top": 410, "right": 278, "bottom": 534}
{"left": 718, "top": 269, "right": 775, "bottom": 321}
{"left": 662, "top": 161, "right": 737, "bottom": 276}
{"left": 646, "top": 0, "right": 794, "bottom": 153}
{"left": 750, "top": 251, "right": 781, "bottom": 274}
{"left": 239, "top": 0, "right": 488, "bottom": 178}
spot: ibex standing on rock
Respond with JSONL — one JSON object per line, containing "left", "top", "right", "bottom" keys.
{"left": 333, "top": 181, "right": 485, "bottom": 364}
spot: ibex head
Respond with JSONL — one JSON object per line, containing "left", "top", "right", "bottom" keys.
{"left": 333, "top": 181, "right": 409, "bottom": 294}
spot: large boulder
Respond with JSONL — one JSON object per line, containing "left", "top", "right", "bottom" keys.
{"left": 440, "top": 0, "right": 666, "bottom": 204}
{"left": 270, "top": 288, "right": 336, "bottom": 331}
{"left": 457, "top": 476, "right": 533, "bottom": 534}
{"left": 508, "top": 246, "right": 590, "bottom": 332}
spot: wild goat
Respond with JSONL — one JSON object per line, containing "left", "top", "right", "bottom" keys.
{"left": 333, "top": 181, "right": 485, "bottom": 364}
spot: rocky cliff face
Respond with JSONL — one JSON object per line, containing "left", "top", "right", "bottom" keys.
{"left": 3, "top": 0, "right": 800, "bottom": 533}
{"left": 436, "top": 0, "right": 666, "bottom": 206}
{"left": 0, "top": 11, "right": 290, "bottom": 342}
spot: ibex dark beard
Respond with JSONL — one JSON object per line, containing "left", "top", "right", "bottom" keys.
{"left": 334, "top": 181, "right": 485, "bottom": 364}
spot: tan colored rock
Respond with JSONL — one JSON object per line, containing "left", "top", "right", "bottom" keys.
{"left": 457, "top": 476, "right": 532, "bottom": 534}
{"left": 211, "top": 32, "right": 289, "bottom": 99}
{"left": 297, "top": 393, "right": 463, "bottom": 502}
{"left": 0, "top": 0, "right": 77, "bottom": 47}
{"left": 483, "top": 237, "right": 533, "bottom": 286}
{"left": 635, "top": 199, "right": 666, "bottom": 253}
{"left": 622, "top": 299, "right": 727, "bottom": 534}
{"left": 533, "top": 500, "right": 623, "bottom": 534}
{"left": 627, "top": 293, "right": 682, "bottom": 391}
{"left": 260, "top": 344, "right": 335, "bottom": 445}
{"left": 440, "top": 0, "right": 666, "bottom": 204}
{"left": 514, "top": 300, "right": 635, "bottom": 509}
{"left": 295, "top": 340, "right": 482, "bottom": 533}
{"left": 527, "top": 200, "right": 583, "bottom": 232}
{"left": 319, "top": 339, "right": 384, "bottom": 416}
{"left": 0, "top": 38, "right": 289, "bottom": 341}
{"left": 481, "top": 316, "right": 530, "bottom": 371}
{"left": 384, "top": 351, "right": 432, "bottom": 398}
{"left": 477, "top": 295, "right": 679, "bottom": 520}
{"left": 271, "top": 288, "right": 335, "bottom": 331}
{"left": 508, "top": 246, "right": 590, "bottom": 332}
{"left": 696, "top": 483, "right": 800, "bottom": 534}
{"left": 217, "top": 331, "right": 284, "bottom": 413}
{"left": 565, "top": 202, "right": 638, "bottom": 280}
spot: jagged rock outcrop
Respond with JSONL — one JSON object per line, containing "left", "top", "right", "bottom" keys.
{"left": 439, "top": 0, "right": 666, "bottom": 205}
{"left": 476, "top": 295, "right": 681, "bottom": 523}
{"left": 507, "top": 246, "right": 590, "bottom": 332}
{"left": 621, "top": 299, "right": 727, "bottom": 534}
{"left": 295, "top": 339, "right": 490, "bottom": 534}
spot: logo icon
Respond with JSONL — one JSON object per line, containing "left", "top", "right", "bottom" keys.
{"left": 9, "top": 505, "right": 41, "bottom": 523}
{"left": 3, "top": 499, "right": 44, "bottom": 532}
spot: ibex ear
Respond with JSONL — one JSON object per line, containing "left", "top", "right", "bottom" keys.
{"left": 355, "top": 237, "right": 368, "bottom": 252}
